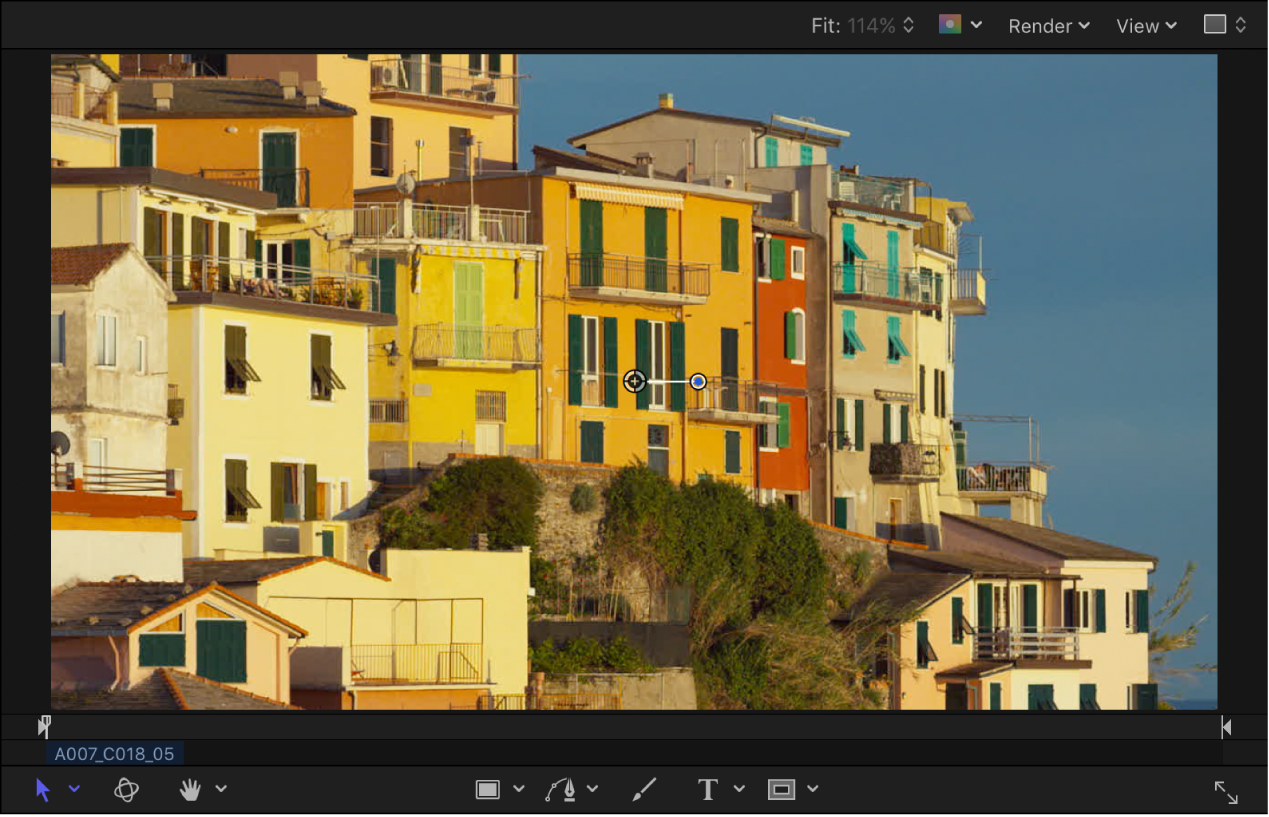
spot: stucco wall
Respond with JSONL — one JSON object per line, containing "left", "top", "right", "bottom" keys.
{"left": 542, "top": 668, "right": 697, "bottom": 710}
{"left": 51, "top": 118, "right": 119, "bottom": 168}
{"left": 50, "top": 529, "right": 183, "bottom": 588}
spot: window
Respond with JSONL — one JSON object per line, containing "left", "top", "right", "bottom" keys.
{"left": 139, "top": 614, "right": 185, "bottom": 667}
{"left": 755, "top": 235, "right": 770, "bottom": 279}
{"left": 51, "top": 313, "right": 65, "bottom": 365}
{"left": 311, "top": 334, "right": 346, "bottom": 401}
{"left": 143, "top": 207, "right": 168, "bottom": 271}
{"left": 720, "top": 217, "right": 739, "bottom": 272}
{"left": 841, "top": 310, "right": 865, "bottom": 359}
{"left": 88, "top": 437, "right": 107, "bottom": 472}
{"left": 370, "top": 116, "right": 393, "bottom": 177}
{"left": 783, "top": 494, "right": 798, "bottom": 513}
{"left": 135, "top": 337, "right": 147, "bottom": 375}
{"left": 580, "top": 420, "right": 604, "bottom": 464}
{"left": 1128, "top": 589, "right": 1149, "bottom": 633}
{"left": 916, "top": 620, "right": 938, "bottom": 668}
{"left": 476, "top": 390, "right": 507, "bottom": 422}
{"left": 224, "top": 325, "right": 261, "bottom": 394}
{"left": 225, "top": 459, "right": 260, "bottom": 522}
{"left": 582, "top": 315, "right": 601, "bottom": 406}
{"left": 758, "top": 398, "right": 778, "bottom": 450}
{"left": 791, "top": 246, "right": 805, "bottom": 279}
{"left": 648, "top": 321, "right": 666, "bottom": 408}
{"left": 271, "top": 462, "right": 314, "bottom": 523}
{"left": 119, "top": 126, "right": 154, "bottom": 167}
{"left": 940, "top": 368, "right": 947, "bottom": 417}
{"left": 784, "top": 309, "right": 805, "bottom": 362}
{"left": 800, "top": 144, "right": 813, "bottom": 166}
{"left": 449, "top": 126, "right": 471, "bottom": 178}
{"left": 886, "top": 315, "right": 910, "bottom": 363}
{"left": 881, "top": 403, "right": 908, "bottom": 444}
{"left": 95, "top": 314, "right": 117, "bottom": 366}
{"left": 764, "top": 136, "right": 778, "bottom": 167}
{"left": 647, "top": 424, "right": 669, "bottom": 476}
{"left": 724, "top": 430, "right": 741, "bottom": 474}
{"left": 260, "top": 240, "right": 295, "bottom": 280}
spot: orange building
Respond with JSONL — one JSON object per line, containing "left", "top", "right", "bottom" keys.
{"left": 753, "top": 217, "right": 814, "bottom": 513}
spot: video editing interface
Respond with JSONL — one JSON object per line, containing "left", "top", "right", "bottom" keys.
{"left": 12, "top": 2, "right": 1266, "bottom": 813}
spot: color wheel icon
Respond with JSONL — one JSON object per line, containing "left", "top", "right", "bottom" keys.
{"left": 939, "top": 14, "right": 962, "bottom": 33}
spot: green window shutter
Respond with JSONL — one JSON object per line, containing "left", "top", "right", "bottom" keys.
{"left": 603, "top": 316, "right": 619, "bottom": 407}
{"left": 1094, "top": 589, "right": 1107, "bottom": 633}
{"left": 916, "top": 621, "right": 930, "bottom": 668}
{"left": 776, "top": 403, "right": 790, "bottom": 449}
{"left": 303, "top": 463, "right": 318, "bottom": 521}
{"left": 374, "top": 257, "right": 395, "bottom": 315}
{"left": 143, "top": 208, "right": 161, "bottom": 259}
{"left": 800, "top": 144, "right": 813, "bottom": 166}
{"left": 1134, "top": 589, "right": 1149, "bottom": 634}
{"left": 120, "top": 128, "right": 135, "bottom": 167}
{"left": 489, "top": 53, "right": 502, "bottom": 74}
{"left": 724, "top": 430, "right": 741, "bottom": 474}
{"left": 191, "top": 217, "right": 206, "bottom": 258}
{"left": 920, "top": 366, "right": 926, "bottom": 413}
{"left": 1080, "top": 684, "right": 1099, "bottom": 711}
{"left": 842, "top": 310, "right": 853, "bottom": 359}
{"left": 951, "top": 597, "right": 964, "bottom": 644}
{"left": 293, "top": 238, "right": 311, "bottom": 285}
{"left": 978, "top": 583, "right": 993, "bottom": 631}
{"left": 1134, "top": 683, "right": 1158, "bottom": 711}
{"left": 254, "top": 239, "right": 262, "bottom": 278}
{"left": 835, "top": 398, "right": 846, "bottom": 449}
{"left": 139, "top": 633, "right": 185, "bottom": 667}
{"left": 635, "top": 319, "right": 651, "bottom": 410}
{"left": 217, "top": 221, "right": 230, "bottom": 277}
{"left": 669, "top": 322, "right": 685, "bottom": 411}
{"left": 854, "top": 399, "right": 864, "bottom": 452}
{"left": 172, "top": 215, "right": 185, "bottom": 280}
{"left": 770, "top": 238, "right": 785, "bottom": 280}
{"left": 270, "top": 462, "right": 285, "bottom": 523}
{"left": 899, "top": 404, "right": 910, "bottom": 443}
{"left": 721, "top": 217, "right": 739, "bottom": 272}
{"left": 989, "top": 682, "right": 1002, "bottom": 711}
{"left": 886, "top": 230, "right": 899, "bottom": 297}
{"left": 644, "top": 207, "right": 668, "bottom": 291}
{"left": 567, "top": 314, "right": 583, "bottom": 406}
{"left": 197, "top": 620, "right": 247, "bottom": 684}
{"left": 764, "top": 137, "right": 778, "bottom": 167}
{"left": 121, "top": 128, "right": 153, "bottom": 167}
{"left": 580, "top": 421, "right": 604, "bottom": 464}
{"left": 882, "top": 403, "right": 892, "bottom": 444}
{"left": 784, "top": 311, "right": 797, "bottom": 359}
{"left": 1023, "top": 585, "right": 1038, "bottom": 631}
{"left": 833, "top": 497, "right": 847, "bottom": 529}
{"left": 580, "top": 200, "right": 603, "bottom": 254}
{"left": 321, "top": 530, "right": 335, "bottom": 557}
{"left": 1027, "top": 685, "right": 1040, "bottom": 711}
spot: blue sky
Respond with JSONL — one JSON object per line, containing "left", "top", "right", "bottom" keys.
{"left": 518, "top": 54, "right": 1218, "bottom": 702}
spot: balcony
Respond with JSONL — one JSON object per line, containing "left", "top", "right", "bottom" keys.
{"left": 830, "top": 172, "right": 907, "bottom": 211}
{"left": 51, "top": 79, "right": 116, "bottom": 125}
{"left": 568, "top": 253, "right": 710, "bottom": 305}
{"left": 52, "top": 462, "right": 179, "bottom": 495}
{"left": 147, "top": 255, "right": 385, "bottom": 316}
{"left": 832, "top": 263, "right": 940, "bottom": 313}
{"left": 349, "top": 202, "right": 531, "bottom": 245}
{"left": 349, "top": 643, "right": 483, "bottom": 685}
{"left": 957, "top": 461, "right": 1049, "bottom": 499}
{"left": 198, "top": 168, "right": 310, "bottom": 209}
{"left": 369, "top": 59, "right": 519, "bottom": 115}
{"left": 974, "top": 628, "right": 1082, "bottom": 663}
{"left": 411, "top": 323, "right": 539, "bottom": 369}
{"left": 869, "top": 443, "right": 942, "bottom": 482}
{"left": 951, "top": 268, "right": 988, "bottom": 315}
{"left": 686, "top": 378, "right": 779, "bottom": 425}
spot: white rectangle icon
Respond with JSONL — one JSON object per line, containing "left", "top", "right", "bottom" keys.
{"left": 475, "top": 780, "right": 500, "bottom": 800}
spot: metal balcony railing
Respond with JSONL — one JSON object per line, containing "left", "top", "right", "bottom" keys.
{"left": 833, "top": 263, "right": 937, "bottom": 307}
{"left": 957, "top": 462, "right": 1046, "bottom": 493}
{"left": 974, "top": 628, "right": 1080, "bottom": 662}
{"left": 198, "top": 168, "right": 310, "bottom": 208}
{"left": 412, "top": 323, "right": 539, "bottom": 364}
{"left": 952, "top": 268, "right": 988, "bottom": 314}
{"left": 686, "top": 377, "right": 778, "bottom": 416}
{"left": 412, "top": 203, "right": 470, "bottom": 240}
{"left": 353, "top": 203, "right": 405, "bottom": 239}
{"left": 869, "top": 443, "right": 942, "bottom": 480}
{"left": 831, "top": 172, "right": 907, "bottom": 211}
{"left": 52, "top": 462, "right": 178, "bottom": 495}
{"left": 148, "top": 255, "right": 382, "bottom": 313}
{"left": 370, "top": 59, "right": 519, "bottom": 109}
{"left": 350, "top": 643, "right": 483, "bottom": 684}
{"left": 568, "top": 253, "right": 711, "bottom": 298}
{"left": 348, "top": 203, "right": 532, "bottom": 245}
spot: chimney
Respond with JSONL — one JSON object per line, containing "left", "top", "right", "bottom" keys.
{"left": 301, "top": 79, "right": 324, "bottom": 108}
{"left": 279, "top": 71, "right": 300, "bottom": 99}
{"left": 658, "top": 92, "right": 674, "bottom": 109}
{"left": 634, "top": 152, "right": 655, "bottom": 178}
{"left": 152, "top": 82, "right": 173, "bottom": 111}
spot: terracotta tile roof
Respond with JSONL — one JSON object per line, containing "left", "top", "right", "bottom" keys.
{"left": 889, "top": 547, "right": 1062, "bottom": 578}
{"left": 120, "top": 78, "right": 355, "bottom": 118}
{"left": 50, "top": 580, "right": 307, "bottom": 637}
{"left": 934, "top": 661, "right": 1013, "bottom": 681}
{"left": 163, "top": 670, "right": 300, "bottom": 710}
{"left": 533, "top": 145, "right": 678, "bottom": 180}
{"left": 753, "top": 216, "right": 819, "bottom": 240}
{"left": 184, "top": 556, "right": 391, "bottom": 586}
{"left": 942, "top": 514, "right": 1157, "bottom": 563}
{"left": 50, "top": 244, "right": 133, "bottom": 286}
{"left": 830, "top": 200, "right": 929, "bottom": 223}
{"left": 836, "top": 571, "right": 968, "bottom": 623}
{"left": 51, "top": 670, "right": 298, "bottom": 710}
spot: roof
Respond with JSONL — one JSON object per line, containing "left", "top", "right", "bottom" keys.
{"left": 830, "top": 200, "right": 929, "bottom": 224}
{"left": 50, "top": 581, "right": 308, "bottom": 637}
{"left": 51, "top": 669, "right": 298, "bottom": 710}
{"left": 942, "top": 514, "right": 1158, "bottom": 563}
{"left": 934, "top": 661, "right": 1013, "bottom": 681}
{"left": 889, "top": 546, "right": 1065, "bottom": 579}
{"left": 119, "top": 78, "right": 355, "bottom": 118}
{"left": 753, "top": 216, "right": 818, "bottom": 240}
{"left": 533, "top": 145, "right": 678, "bottom": 180}
{"left": 51, "top": 244, "right": 132, "bottom": 286}
{"left": 51, "top": 166, "right": 276, "bottom": 210}
{"left": 568, "top": 106, "right": 842, "bottom": 148}
{"left": 184, "top": 556, "right": 390, "bottom": 587}
{"left": 51, "top": 54, "right": 121, "bottom": 83}
{"left": 835, "top": 571, "right": 967, "bottom": 623}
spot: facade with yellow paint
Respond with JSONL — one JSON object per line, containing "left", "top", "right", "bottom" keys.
{"left": 225, "top": 53, "right": 520, "bottom": 189}
{"left": 51, "top": 55, "right": 121, "bottom": 168}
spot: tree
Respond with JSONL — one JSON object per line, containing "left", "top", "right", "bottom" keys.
{"left": 1148, "top": 561, "right": 1216, "bottom": 684}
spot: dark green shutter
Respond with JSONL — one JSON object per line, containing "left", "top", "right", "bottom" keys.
{"left": 951, "top": 597, "right": 964, "bottom": 644}
{"left": 172, "top": 215, "right": 185, "bottom": 281}
{"left": 883, "top": 404, "right": 892, "bottom": 444}
{"left": 489, "top": 53, "right": 502, "bottom": 74}
{"left": 776, "top": 403, "right": 790, "bottom": 449}
{"left": 196, "top": 620, "right": 247, "bottom": 684}
{"left": 920, "top": 366, "right": 926, "bottom": 413}
{"left": 139, "top": 633, "right": 185, "bottom": 667}
{"left": 854, "top": 399, "right": 864, "bottom": 452}
{"left": 567, "top": 315, "right": 583, "bottom": 406}
{"left": 978, "top": 583, "right": 993, "bottom": 631}
{"left": 270, "top": 462, "right": 285, "bottom": 523}
{"left": 784, "top": 312, "right": 797, "bottom": 358}
{"left": 1023, "top": 585, "right": 1038, "bottom": 631}
{"left": 989, "top": 682, "right": 1002, "bottom": 710}
{"left": 764, "top": 137, "right": 778, "bottom": 167}
{"left": 644, "top": 207, "right": 667, "bottom": 291}
{"left": 1094, "top": 589, "right": 1106, "bottom": 633}
{"left": 580, "top": 420, "right": 604, "bottom": 464}
{"left": 293, "top": 239, "right": 311, "bottom": 285}
{"left": 770, "top": 238, "right": 786, "bottom": 280}
{"left": 262, "top": 133, "right": 297, "bottom": 207}
{"left": 1134, "top": 589, "right": 1149, "bottom": 634}
{"left": 1135, "top": 683, "right": 1158, "bottom": 711}
{"left": 721, "top": 217, "right": 739, "bottom": 272}
{"left": 800, "top": 144, "right": 813, "bottom": 166}
{"left": 579, "top": 200, "right": 603, "bottom": 285}
{"left": 321, "top": 530, "right": 335, "bottom": 557}
{"left": 254, "top": 239, "right": 262, "bottom": 278}
{"left": 635, "top": 319, "right": 650, "bottom": 410}
{"left": 916, "top": 621, "right": 930, "bottom": 668}
{"left": 833, "top": 497, "right": 847, "bottom": 529}
{"left": 121, "top": 128, "right": 153, "bottom": 167}
{"left": 120, "top": 128, "right": 135, "bottom": 167}
{"left": 669, "top": 322, "right": 685, "bottom": 411}
{"left": 371, "top": 256, "right": 395, "bottom": 315}
{"left": 603, "top": 316, "right": 618, "bottom": 407}
{"left": 899, "top": 404, "right": 910, "bottom": 443}
{"left": 348, "top": 54, "right": 368, "bottom": 60}
{"left": 835, "top": 398, "right": 846, "bottom": 449}
{"left": 1064, "top": 589, "right": 1076, "bottom": 628}
{"left": 303, "top": 464, "right": 318, "bottom": 521}
{"left": 143, "top": 207, "right": 161, "bottom": 259}
{"left": 724, "top": 430, "right": 740, "bottom": 474}
{"left": 1080, "top": 684, "right": 1098, "bottom": 710}
{"left": 886, "top": 230, "right": 899, "bottom": 297}
{"left": 217, "top": 221, "right": 230, "bottom": 277}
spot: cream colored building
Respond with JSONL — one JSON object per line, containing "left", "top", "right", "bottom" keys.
{"left": 51, "top": 54, "right": 121, "bottom": 168}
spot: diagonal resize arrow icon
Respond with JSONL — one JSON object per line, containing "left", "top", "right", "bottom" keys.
{"left": 1214, "top": 781, "right": 1225, "bottom": 792}
{"left": 1228, "top": 794, "right": 1238, "bottom": 805}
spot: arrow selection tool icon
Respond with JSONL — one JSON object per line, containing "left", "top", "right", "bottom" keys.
{"left": 36, "top": 779, "right": 50, "bottom": 803}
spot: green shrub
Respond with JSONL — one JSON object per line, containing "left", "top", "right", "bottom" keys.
{"left": 415, "top": 457, "right": 542, "bottom": 550}
{"left": 529, "top": 635, "right": 653, "bottom": 673}
{"left": 753, "top": 502, "right": 829, "bottom": 617}
{"left": 570, "top": 483, "right": 598, "bottom": 513}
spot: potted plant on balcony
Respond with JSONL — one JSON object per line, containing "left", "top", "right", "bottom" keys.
{"left": 347, "top": 284, "right": 365, "bottom": 310}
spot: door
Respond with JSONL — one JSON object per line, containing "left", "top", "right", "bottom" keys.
{"left": 945, "top": 684, "right": 969, "bottom": 711}
{"left": 196, "top": 619, "right": 247, "bottom": 683}
{"left": 262, "top": 133, "right": 297, "bottom": 208}
{"left": 320, "top": 530, "right": 335, "bottom": 557}
{"left": 427, "top": 53, "right": 443, "bottom": 95}
{"left": 644, "top": 207, "right": 667, "bottom": 291}
{"left": 454, "top": 261, "right": 484, "bottom": 359}
{"left": 720, "top": 327, "right": 739, "bottom": 411}
{"left": 475, "top": 422, "right": 504, "bottom": 456}
{"left": 401, "top": 53, "right": 423, "bottom": 93}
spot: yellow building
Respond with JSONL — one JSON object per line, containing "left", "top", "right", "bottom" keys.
{"left": 224, "top": 54, "right": 521, "bottom": 189}
{"left": 51, "top": 54, "right": 121, "bottom": 168}
{"left": 184, "top": 549, "right": 530, "bottom": 709}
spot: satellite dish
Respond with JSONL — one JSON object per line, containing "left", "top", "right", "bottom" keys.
{"left": 394, "top": 172, "right": 416, "bottom": 197}
{"left": 51, "top": 431, "right": 71, "bottom": 457}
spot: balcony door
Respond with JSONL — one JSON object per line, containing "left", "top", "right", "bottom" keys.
{"left": 645, "top": 207, "right": 667, "bottom": 292}
{"left": 261, "top": 132, "right": 297, "bottom": 208}
{"left": 454, "top": 261, "right": 484, "bottom": 359}
{"left": 400, "top": 54, "right": 424, "bottom": 93}
{"left": 720, "top": 327, "right": 739, "bottom": 411}
{"left": 579, "top": 200, "right": 604, "bottom": 286}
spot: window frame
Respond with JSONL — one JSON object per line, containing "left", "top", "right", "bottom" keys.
{"left": 648, "top": 320, "right": 667, "bottom": 409}
{"left": 370, "top": 116, "right": 394, "bottom": 178}
{"left": 51, "top": 312, "right": 66, "bottom": 366}
{"left": 790, "top": 245, "right": 805, "bottom": 279}
{"left": 757, "top": 397, "right": 779, "bottom": 452}
{"left": 790, "top": 308, "right": 806, "bottom": 364}
{"left": 581, "top": 315, "right": 602, "bottom": 407}
{"left": 646, "top": 423, "right": 670, "bottom": 477}
{"left": 224, "top": 457, "right": 261, "bottom": 524}
{"left": 118, "top": 124, "right": 156, "bottom": 168}
{"left": 95, "top": 312, "right": 118, "bottom": 367}
{"left": 135, "top": 336, "right": 147, "bottom": 376}
{"left": 754, "top": 234, "right": 770, "bottom": 281}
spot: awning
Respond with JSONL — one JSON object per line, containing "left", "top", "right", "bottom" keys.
{"left": 573, "top": 182, "right": 684, "bottom": 211}
{"left": 844, "top": 236, "right": 868, "bottom": 260}
{"left": 844, "top": 328, "right": 867, "bottom": 353}
{"left": 229, "top": 484, "right": 262, "bottom": 510}
{"left": 228, "top": 356, "right": 261, "bottom": 383}
{"left": 934, "top": 661, "right": 1013, "bottom": 681}
{"left": 888, "top": 328, "right": 911, "bottom": 358}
